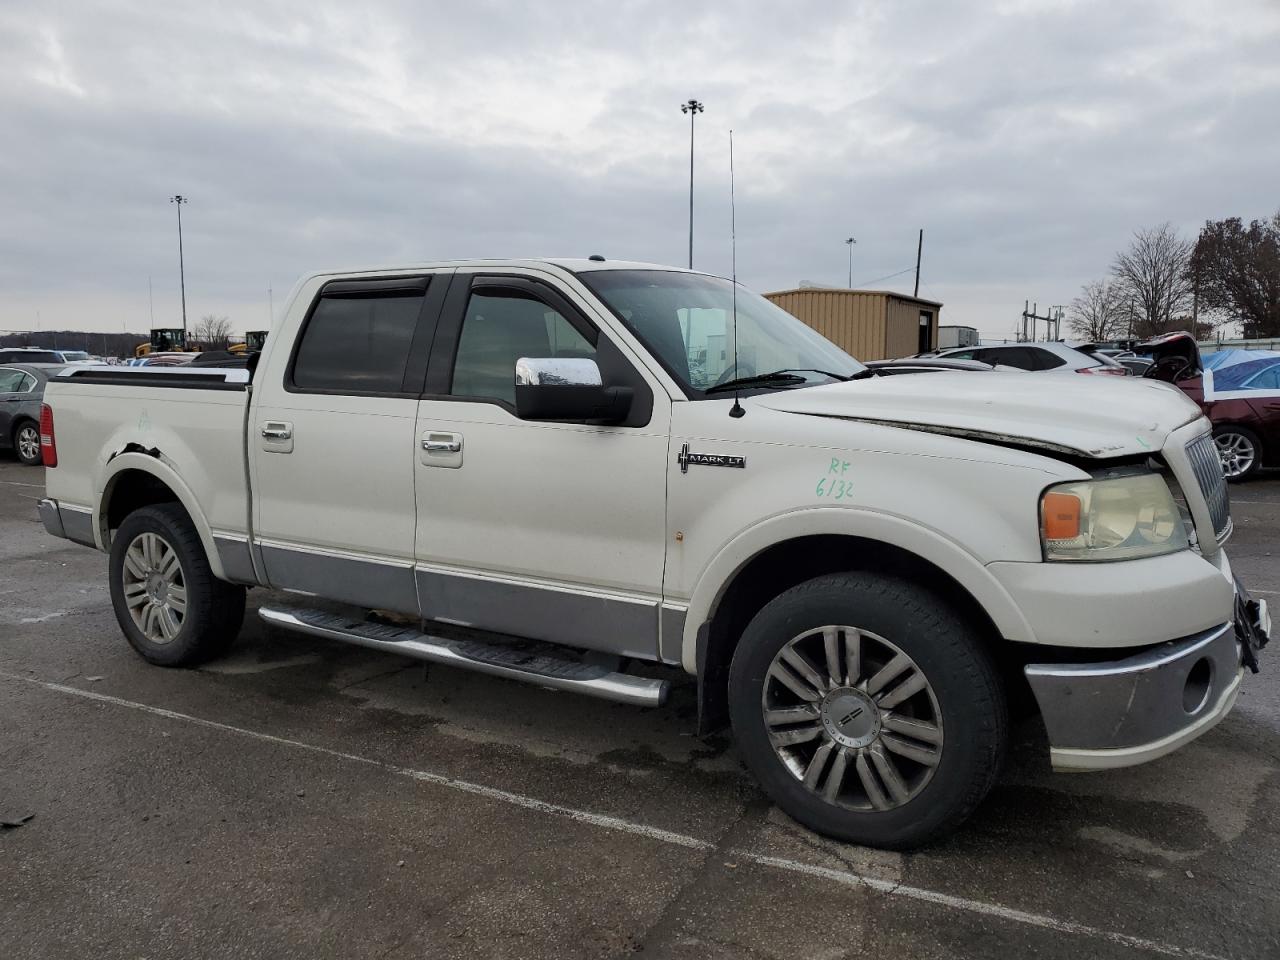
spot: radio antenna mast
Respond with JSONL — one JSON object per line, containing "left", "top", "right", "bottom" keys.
{"left": 728, "top": 128, "right": 745, "bottom": 419}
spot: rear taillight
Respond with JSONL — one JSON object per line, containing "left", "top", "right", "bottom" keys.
{"left": 39, "top": 404, "right": 57, "bottom": 467}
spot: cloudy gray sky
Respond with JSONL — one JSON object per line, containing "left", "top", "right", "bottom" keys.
{"left": 1, "top": 0, "right": 1277, "bottom": 341}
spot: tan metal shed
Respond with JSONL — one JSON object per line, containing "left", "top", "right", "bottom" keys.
{"left": 763, "top": 289, "right": 943, "bottom": 361}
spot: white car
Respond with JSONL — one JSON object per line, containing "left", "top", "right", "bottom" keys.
{"left": 936, "top": 341, "right": 1129, "bottom": 375}
{"left": 37, "top": 259, "right": 1267, "bottom": 849}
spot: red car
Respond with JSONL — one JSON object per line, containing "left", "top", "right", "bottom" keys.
{"left": 1139, "top": 332, "right": 1280, "bottom": 481}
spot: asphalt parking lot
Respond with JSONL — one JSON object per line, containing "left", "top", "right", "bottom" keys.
{"left": 2, "top": 457, "right": 1278, "bottom": 960}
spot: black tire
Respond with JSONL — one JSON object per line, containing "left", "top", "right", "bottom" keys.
{"left": 109, "top": 504, "right": 245, "bottom": 666}
{"left": 1212, "top": 424, "right": 1262, "bottom": 483}
{"left": 12, "top": 419, "right": 41, "bottom": 466}
{"left": 728, "top": 572, "right": 1007, "bottom": 849}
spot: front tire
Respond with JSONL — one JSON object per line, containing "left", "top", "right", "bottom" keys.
{"left": 12, "top": 420, "right": 41, "bottom": 465}
{"left": 1213, "top": 425, "right": 1261, "bottom": 482}
{"left": 109, "top": 504, "right": 246, "bottom": 666}
{"left": 728, "top": 572, "right": 1007, "bottom": 849}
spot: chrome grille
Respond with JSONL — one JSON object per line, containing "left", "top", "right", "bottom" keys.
{"left": 1185, "top": 432, "right": 1231, "bottom": 537}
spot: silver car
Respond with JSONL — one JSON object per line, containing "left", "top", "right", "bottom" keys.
{"left": 935, "top": 342, "right": 1129, "bottom": 376}
{"left": 0, "top": 363, "right": 58, "bottom": 465}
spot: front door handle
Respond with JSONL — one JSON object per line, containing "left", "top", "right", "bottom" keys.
{"left": 422, "top": 437, "right": 461, "bottom": 453}
{"left": 262, "top": 425, "right": 292, "bottom": 440}
{"left": 420, "top": 431, "right": 463, "bottom": 468}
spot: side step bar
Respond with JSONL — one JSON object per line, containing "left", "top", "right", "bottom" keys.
{"left": 259, "top": 605, "right": 669, "bottom": 707}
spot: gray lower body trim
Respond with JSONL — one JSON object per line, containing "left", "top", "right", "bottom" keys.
{"left": 37, "top": 498, "right": 65, "bottom": 540}
{"left": 49, "top": 502, "right": 97, "bottom": 548}
{"left": 659, "top": 605, "right": 687, "bottom": 665}
{"left": 1025, "top": 622, "right": 1241, "bottom": 756}
{"left": 416, "top": 568, "right": 658, "bottom": 660}
{"left": 259, "top": 544, "right": 418, "bottom": 617}
{"left": 214, "top": 536, "right": 261, "bottom": 586}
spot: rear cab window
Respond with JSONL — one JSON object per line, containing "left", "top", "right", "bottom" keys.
{"left": 289, "top": 277, "right": 434, "bottom": 395}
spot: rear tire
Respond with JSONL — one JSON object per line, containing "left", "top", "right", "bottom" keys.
{"left": 1213, "top": 425, "right": 1261, "bottom": 482}
{"left": 12, "top": 420, "right": 41, "bottom": 466}
{"left": 109, "top": 504, "right": 245, "bottom": 666}
{"left": 728, "top": 572, "right": 1007, "bottom": 849}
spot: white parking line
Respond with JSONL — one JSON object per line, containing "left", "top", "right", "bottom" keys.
{"left": 0, "top": 671, "right": 1227, "bottom": 960}
{"left": 0, "top": 479, "right": 45, "bottom": 489}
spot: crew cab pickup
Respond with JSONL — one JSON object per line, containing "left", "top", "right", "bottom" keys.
{"left": 38, "top": 259, "right": 1269, "bottom": 848}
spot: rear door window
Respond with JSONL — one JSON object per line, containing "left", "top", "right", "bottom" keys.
{"left": 291, "top": 281, "right": 429, "bottom": 394}
{"left": 980, "top": 347, "right": 1034, "bottom": 369}
{"left": 0, "top": 368, "right": 27, "bottom": 392}
{"left": 1031, "top": 348, "right": 1068, "bottom": 370}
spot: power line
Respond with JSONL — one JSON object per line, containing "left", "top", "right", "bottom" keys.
{"left": 852, "top": 266, "right": 916, "bottom": 288}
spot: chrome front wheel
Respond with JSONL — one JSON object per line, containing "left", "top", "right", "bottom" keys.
{"left": 762, "top": 625, "right": 943, "bottom": 812}
{"left": 121, "top": 531, "right": 188, "bottom": 644}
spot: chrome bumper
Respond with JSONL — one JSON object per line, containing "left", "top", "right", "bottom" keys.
{"left": 1025, "top": 622, "right": 1244, "bottom": 771}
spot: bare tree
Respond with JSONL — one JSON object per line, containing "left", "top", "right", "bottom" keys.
{"left": 1189, "top": 211, "right": 1280, "bottom": 338}
{"left": 1068, "top": 280, "right": 1127, "bottom": 341}
{"left": 1110, "top": 223, "right": 1194, "bottom": 338}
{"left": 193, "top": 314, "right": 232, "bottom": 350}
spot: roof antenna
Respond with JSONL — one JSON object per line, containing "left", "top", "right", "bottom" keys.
{"left": 728, "top": 128, "right": 745, "bottom": 419}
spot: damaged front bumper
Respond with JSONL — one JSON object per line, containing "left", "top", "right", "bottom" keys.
{"left": 1025, "top": 588, "right": 1268, "bottom": 772}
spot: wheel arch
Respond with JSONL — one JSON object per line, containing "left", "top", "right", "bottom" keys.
{"left": 96, "top": 451, "right": 227, "bottom": 580}
{"left": 684, "top": 510, "right": 1035, "bottom": 734}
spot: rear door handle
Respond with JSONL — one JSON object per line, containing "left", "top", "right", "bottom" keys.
{"left": 261, "top": 420, "right": 294, "bottom": 454}
{"left": 423, "top": 437, "right": 461, "bottom": 453}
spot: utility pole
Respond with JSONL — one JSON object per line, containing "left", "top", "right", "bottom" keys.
{"left": 1021, "top": 301, "right": 1058, "bottom": 342}
{"left": 170, "top": 195, "right": 188, "bottom": 336}
{"left": 913, "top": 229, "right": 923, "bottom": 297}
{"left": 844, "top": 237, "right": 856, "bottom": 288}
{"left": 680, "top": 99, "right": 703, "bottom": 269}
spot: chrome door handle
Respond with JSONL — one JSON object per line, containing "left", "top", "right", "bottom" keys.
{"left": 261, "top": 425, "right": 292, "bottom": 440}
{"left": 423, "top": 437, "right": 461, "bottom": 453}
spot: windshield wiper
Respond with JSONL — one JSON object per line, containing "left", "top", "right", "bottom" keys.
{"left": 703, "top": 368, "right": 858, "bottom": 395}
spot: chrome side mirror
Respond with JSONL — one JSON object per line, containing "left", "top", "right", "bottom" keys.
{"left": 514, "top": 358, "right": 632, "bottom": 423}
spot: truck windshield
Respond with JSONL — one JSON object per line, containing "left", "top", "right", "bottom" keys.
{"left": 582, "top": 270, "right": 866, "bottom": 396}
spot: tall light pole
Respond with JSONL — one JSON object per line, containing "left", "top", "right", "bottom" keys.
{"left": 680, "top": 99, "right": 703, "bottom": 269}
{"left": 845, "top": 237, "right": 857, "bottom": 288}
{"left": 170, "top": 195, "right": 188, "bottom": 336}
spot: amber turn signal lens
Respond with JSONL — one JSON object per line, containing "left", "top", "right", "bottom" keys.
{"left": 1042, "top": 492, "right": 1081, "bottom": 540}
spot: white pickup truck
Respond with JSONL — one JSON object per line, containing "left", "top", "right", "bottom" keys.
{"left": 38, "top": 259, "right": 1269, "bottom": 848}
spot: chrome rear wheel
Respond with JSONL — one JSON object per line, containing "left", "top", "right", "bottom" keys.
{"left": 121, "top": 531, "right": 187, "bottom": 644}
{"left": 15, "top": 423, "right": 40, "bottom": 465}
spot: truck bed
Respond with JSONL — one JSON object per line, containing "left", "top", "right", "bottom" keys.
{"left": 42, "top": 366, "right": 253, "bottom": 552}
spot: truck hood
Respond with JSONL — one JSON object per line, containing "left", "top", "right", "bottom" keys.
{"left": 756, "top": 371, "right": 1204, "bottom": 458}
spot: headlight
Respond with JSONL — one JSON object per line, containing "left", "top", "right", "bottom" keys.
{"left": 1040, "top": 473, "right": 1189, "bottom": 561}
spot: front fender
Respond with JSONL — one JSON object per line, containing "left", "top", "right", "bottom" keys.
{"left": 94, "top": 451, "right": 228, "bottom": 581}
{"left": 680, "top": 507, "right": 1036, "bottom": 672}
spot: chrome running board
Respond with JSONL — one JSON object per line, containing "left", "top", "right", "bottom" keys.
{"left": 259, "top": 605, "right": 669, "bottom": 707}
